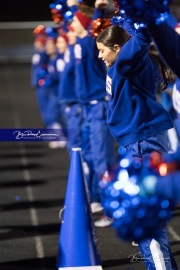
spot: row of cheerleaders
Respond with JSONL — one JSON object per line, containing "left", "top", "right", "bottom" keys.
{"left": 31, "top": 0, "right": 180, "bottom": 269}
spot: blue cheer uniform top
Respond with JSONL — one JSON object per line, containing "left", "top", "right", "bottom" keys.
{"left": 58, "top": 45, "right": 77, "bottom": 103}
{"left": 74, "top": 35, "right": 107, "bottom": 103}
{"left": 31, "top": 51, "right": 49, "bottom": 88}
{"left": 106, "top": 28, "right": 173, "bottom": 147}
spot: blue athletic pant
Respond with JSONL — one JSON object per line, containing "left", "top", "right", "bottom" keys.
{"left": 64, "top": 103, "right": 83, "bottom": 154}
{"left": 82, "top": 101, "right": 115, "bottom": 202}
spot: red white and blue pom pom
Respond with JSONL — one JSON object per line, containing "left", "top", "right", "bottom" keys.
{"left": 100, "top": 153, "right": 175, "bottom": 242}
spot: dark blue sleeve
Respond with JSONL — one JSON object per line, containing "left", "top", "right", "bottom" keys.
{"left": 166, "top": 13, "right": 179, "bottom": 29}
{"left": 156, "top": 172, "right": 180, "bottom": 203}
{"left": 148, "top": 21, "right": 180, "bottom": 77}
{"left": 46, "top": 71, "right": 59, "bottom": 87}
{"left": 122, "top": 16, "right": 135, "bottom": 36}
{"left": 92, "top": 8, "right": 106, "bottom": 20}
{"left": 69, "top": 5, "right": 78, "bottom": 16}
{"left": 46, "top": 60, "right": 59, "bottom": 87}
{"left": 40, "top": 60, "right": 59, "bottom": 88}
{"left": 116, "top": 27, "right": 151, "bottom": 77}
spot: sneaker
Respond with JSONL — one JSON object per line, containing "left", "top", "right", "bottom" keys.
{"left": 132, "top": 241, "right": 139, "bottom": 247}
{"left": 48, "top": 141, "right": 66, "bottom": 149}
{"left": 94, "top": 216, "right": 113, "bottom": 228}
{"left": 91, "top": 202, "right": 103, "bottom": 214}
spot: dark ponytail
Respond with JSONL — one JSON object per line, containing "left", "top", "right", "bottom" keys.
{"left": 148, "top": 43, "right": 176, "bottom": 91}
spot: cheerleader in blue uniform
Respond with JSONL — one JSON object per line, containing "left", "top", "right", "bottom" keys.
{"left": 96, "top": 21, "right": 177, "bottom": 269}
{"left": 31, "top": 25, "right": 49, "bottom": 127}
{"left": 55, "top": 3, "right": 83, "bottom": 154}
{"left": 57, "top": 28, "right": 83, "bottom": 154}
{"left": 41, "top": 29, "right": 67, "bottom": 148}
{"left": 68, "top": 0, "right": 115, "bottom": 219}
{"left": 96, "top": 26, "right": 174, "bottom": 158}
{"left": 113, "top": 0, "right": 180, "bottom": 205}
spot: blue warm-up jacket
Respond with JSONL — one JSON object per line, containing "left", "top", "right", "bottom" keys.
{"left": 106, "top": 28, "right": 173, "bottom": 146}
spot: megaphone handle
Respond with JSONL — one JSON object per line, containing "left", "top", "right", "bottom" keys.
{"left": 59, "top": 206, "right": 66, "bottom": 223}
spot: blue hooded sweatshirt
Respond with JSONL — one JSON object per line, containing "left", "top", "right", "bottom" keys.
{"left": 31, "top": 51, "right": 49, "bottom": 88}
{"left": 106, "top": 28, "right": 173, "bottom": 146}
{"left": 58, "top": 45, "right": 77, "bottom": 103}
{"left": 74, "top": 36, "right": 107, "bottom": 103}
{"left": 74, "top": 8, "right": 108, "bottom": 103}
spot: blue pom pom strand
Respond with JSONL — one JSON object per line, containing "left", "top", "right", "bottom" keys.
{"left": 100, "top": 155, "right": 174, "bottom": 242}
{"left": 115, "top": 0, "right": 172, "bottom": 25}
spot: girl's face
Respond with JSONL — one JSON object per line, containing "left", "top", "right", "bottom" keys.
{"left": 96, "top": 42, "right": 119, "bottom": 67}
{"left": 45, "top": 40, "right": 56, "bottom": 56}
{"left": 34, "top": 40, "right": 44, "bottom": 51}
{"left": 56, "top": 36, "right": 67, "bottom": 54}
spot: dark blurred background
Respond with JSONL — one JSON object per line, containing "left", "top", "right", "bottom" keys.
{"left": 0, "top": 0, "right": 52, "bottom": 22}
{"left": 0, "top": 0, "right": 180, "bottom": 63}
{"left": 0, "top": 0, "right": 180, "bottom": 22}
